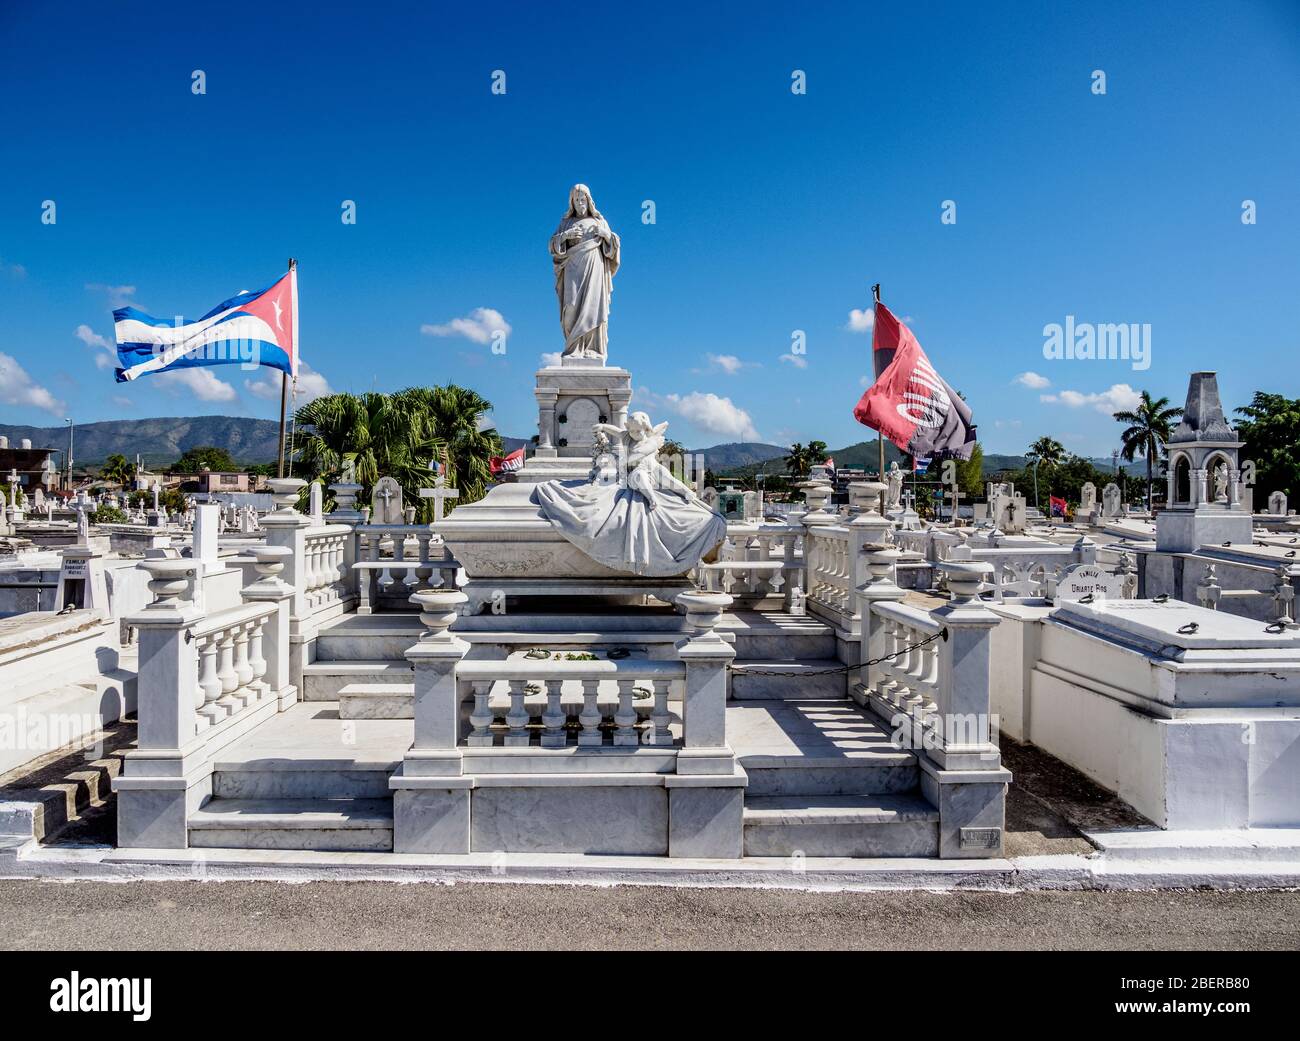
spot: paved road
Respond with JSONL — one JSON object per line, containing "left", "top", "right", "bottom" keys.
{"left": 1, "top": 879, "right": 1297, "bottom": 950}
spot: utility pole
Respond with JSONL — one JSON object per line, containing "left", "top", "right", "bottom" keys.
{"left": 64, "top": 417, "right": 74, "bottom": 491}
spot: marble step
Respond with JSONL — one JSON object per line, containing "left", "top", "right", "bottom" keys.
{"left": 338, "top": 682, "right": 415, "bottom": 720}
{"left": 730, "top": 700, "right": 919, "bottom": 797}
{"left": 301, "top": 659, "right": 413, "bottom": 700}
{"left": 314, "top": 616, "right": 424, "bottom": 661}
{"left": 727, "top": 629, "right": 836, "bottom": 661}
{"left": 729, "top": 659, "right": 848, "bottom": 700}
{"left": 212, "top": 762, "right": 397, "bottom": 799}
{"left": 188, "top": 798, "right": 393, "bottom": 852}
{"left": 743, "top": 794, "right": 939, "bottom": 857}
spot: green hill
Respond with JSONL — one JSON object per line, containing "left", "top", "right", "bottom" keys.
{"left": 0, "top": 416, "right": 282, "bottom": 468}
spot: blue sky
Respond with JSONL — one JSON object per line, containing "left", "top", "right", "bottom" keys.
{"left": 1, "top": 0, "right": 1297, "bottom": 457}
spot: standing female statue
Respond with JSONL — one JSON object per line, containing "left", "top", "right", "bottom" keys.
{"left": 550, "top": 184, "right": 620, "bottom": 361}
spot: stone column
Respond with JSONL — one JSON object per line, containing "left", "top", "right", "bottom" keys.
{"left": 609, "top": 387, "right": 631, "bottom": 431}
{"left": 242, "top": 545, "right": 297, "bottom": 710}
{"left": 261, "top": 478, "right": 312, "bottom": 689}
{"left": 115, "top": 558, "right": 203, "bottom": 849}
{"left": 846, "top": 482, "right": 891, "bottom": 637}
{"left": 1227, "top": 468, "right": 1241, "bottom": 509}
{"left": 925, "top": 559, "right": 1009, "bottom": 859}
{"left": 535, "top": 388, "right": 558, "bottom": 455}
{"left": 391, "top": 588, "right": 473, "bottom": 853}
{"left": 1192, "top": 467, "right": 1208, "bottom": 508}
{"left": 668, "top": 590, "right": 744, "bottom": 857}
{"left": 673, "top": 591, "right": 735, "bottom": 775}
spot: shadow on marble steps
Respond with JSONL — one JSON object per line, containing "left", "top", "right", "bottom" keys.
{"left": 729, "top": 659, "right": 849, "bottom": 700}
{"left": 189, "top": 798, "right": 393, "bottom": 852}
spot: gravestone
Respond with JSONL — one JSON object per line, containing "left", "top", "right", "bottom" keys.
{"left": 1101, "top": 483, "right": 1122, "bottom": 519}
{"left": 1269, "top": 491, "right": 1288, "bottom": 516}
{"left": 1054, "top": 562, "right": 1124, "bottom": 602}
{"left": 371, "top": 476, "right": 404, "bottom": 525}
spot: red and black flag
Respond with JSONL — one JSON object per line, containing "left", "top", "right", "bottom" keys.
{"left": 853, "top": 299, "right": 976, "bottom": 461}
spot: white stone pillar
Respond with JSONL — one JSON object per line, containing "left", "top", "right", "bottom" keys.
{"left": 674, "top": 591, "right": 735, "bottom": 775}
{"left": 115, "top": 558, "right": 203, "bottom": 849}
{"left": 392, "top": 588, "right": 473, "bottom": 854}
{"left": 242, "top": 544, "right": 297, "bottom": 710}
{"left": 855, "top": 548, "right": 905, "bottom": 707}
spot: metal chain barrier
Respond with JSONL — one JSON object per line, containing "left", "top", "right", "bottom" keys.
{"left": 729, "top": 628, "right": 947, "bottom": 677}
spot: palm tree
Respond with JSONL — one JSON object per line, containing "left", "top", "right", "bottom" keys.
{"left": 1114, "top": 391, "right": 1181, "bottom": 511}
{"left": 1024, "top": 437, "right": 1066, "bottom": 469}
{"left": 785, "top": 440, "right": 828, "bottom": 479}
{"left": 294, "top": 385, "right": 503, "bottom": 520}
{"left": 101, "top": 453, "right": 136, "bottom": 488}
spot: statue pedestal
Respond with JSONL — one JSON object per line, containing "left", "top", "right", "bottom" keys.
{"left": 524, "top": 363, "right": 632, "bottom": 484}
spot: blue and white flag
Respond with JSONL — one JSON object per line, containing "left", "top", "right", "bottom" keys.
{"left": 114, "top": 269, "right": 298, "bottom": 384}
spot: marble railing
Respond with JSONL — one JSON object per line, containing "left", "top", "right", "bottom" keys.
{"left": 456, "top": 658, "right": 684, "bottom": 748}
{"left": 191, "top": 602, "right": 278, "bottom": 731}
{"left": 805, "top": 524, "right": 856, "bottom": 622}
{"left": 354, "top": 525, "right": 460, "bottom": 614}
{"left": 301, "top": 524, "right": 352, "bottom": 613}
{"left": 701, "top": 523, "right": 803, "bottom": 607}
{"left": 400, "top": 589, "right": 736, "bottom": 776}
{"left": 858, "top": 557, "right": 1002, "bottom": 771}
{"left": 116, "top": 549, "right": 297, "bottom": 848}
{"left": 1196, "top": 560, "right": 1298, "bottom": 626}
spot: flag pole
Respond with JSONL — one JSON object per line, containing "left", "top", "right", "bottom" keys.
{"left": 872, "top": 283, "right": 883, "bottom": 483}
{"left": 277, "top": 257, "right": 297, "bottom": 479}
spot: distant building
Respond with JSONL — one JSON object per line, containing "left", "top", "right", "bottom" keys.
{"left": 0, "top": 435, "right": 62, "bottom": 493}
{"left": 169, "top": 469, "right": 263, "bottom": 495}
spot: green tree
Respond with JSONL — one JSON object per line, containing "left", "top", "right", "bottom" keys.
{"left": 784, "top": 440, "right": 829, "bottom": 479}
{"left": 293, "top": 385, "right": 503, "bottom": 520}
{"left": 101, "top": 454, "right": 137, "bottom": 487}
{"left": 1113, "top": 391, "right": 1180, "bottom": 511}
{"left": 1025, "top": 436, "right": 1066, "bottom": 469}
{"left": 1235, "top": 392, "right": 1300, "bottom": 504}
{"left": 171, "top": 446, "right": 239, "bottom": 474}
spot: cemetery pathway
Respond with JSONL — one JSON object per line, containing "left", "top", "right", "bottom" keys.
{"left": 0, "top": 879, "right": 1296, "bottom": 950}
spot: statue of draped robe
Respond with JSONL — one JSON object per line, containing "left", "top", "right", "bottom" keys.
{"left": 550, "top": 185, "right": 620, "bottom": 361}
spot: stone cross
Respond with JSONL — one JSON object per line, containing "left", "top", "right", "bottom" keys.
{"left": 73, "top": 491, "right": 91, "bottom": 545}
{"left": 419, "top": 475, "right": 460, "bottom": 523}
{"left": 152, "top": 485, "right": 161, "bottom": 512}
{"left": 7, "top": 469, "right": 18, "bottom": 510}
{"left": 1269, "top": 490, "right": 1288, "bottom": 516}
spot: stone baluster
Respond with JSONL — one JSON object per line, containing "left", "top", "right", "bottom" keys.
{"left": 674, "top": 591, "right": 736, "bottom": 775}
{"left": 648, "top": 677, "right": 673, "bottom": 746}
{"left": 261, "top": 477, "right": 310, "bottom": 621}
{"left": 215, "top": 628, "right": 238, "bottom": 712}
{"left": 578, "top": 679, "right": 602, "bottom": 746}
{"left": 467, "top": 681, "right": 495, "bottom": 746}
{"left": 232, "top": 621, "right": 254, "bottom": 704}
{"left": 247, "top": 616, "right": 268, "bottom": 699}
{"left": 503, "top": 679, "right": 530, "bottom": 746}
{"left": 196, "top": 634, "right": 223, "bottom": 726}
{"left": 613, "top": 677, "right": 638, "bottom": 746}
{"left": 781, "top": 528, "right": 801, "bottom": 612}
{"left": 539, "top": 678, "right": 566, "bottom": 749}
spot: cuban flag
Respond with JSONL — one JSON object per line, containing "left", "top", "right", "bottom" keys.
{"left": 114, "top": 268, "right": 298, "bottom": 383}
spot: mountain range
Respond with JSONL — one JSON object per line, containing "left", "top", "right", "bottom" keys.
{"left": 0, "top": 417, "right": 1123, "bottom": 477}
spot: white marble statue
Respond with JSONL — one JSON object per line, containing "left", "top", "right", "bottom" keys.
{"left": 550, "top": 184, "right": 621, "bottom": 362}
{"left": 887, "top": 462, "right": 904, "bottom": 508}
{"left": 531, "top": 411, "right": 726, "bottom": 576}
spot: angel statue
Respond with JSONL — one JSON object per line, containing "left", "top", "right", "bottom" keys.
{"left": 550, "top": 183, "right": 620, "bottom": 362}
{"left": 532, "top": 411, "right": 727, "bottom": 576}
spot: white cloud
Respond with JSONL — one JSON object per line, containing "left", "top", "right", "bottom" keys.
{"left": 540, "top": 352, "right": 562, "bottom": 367}
{"left": 245, "top": 360, "right": 333, "bottom": 405}
{"left": 1013, "top": 371, "right": 1051, "bottom": 389}
{"left": 779, "top": 353, "right": 808, "bottom": 369}
{"left": 156, "top": 366, "right": 238, "bottom": 402}
{"left": 1039, "top": 383, "right": 1141, "bottom": 415}
{"left": 846, "top": 308, "right": 875, "bottom": 333}
{"left": 0, "top": 258, "right": 25, "bottom": 278}
{"left": 76, "top": 324, "right": 116, "bottom": 370}
{"left": 86, "top": 282, "right": 136, "bottom": 307}
{"left": 421, "top": 307, "right": 511, "bottom": 345}
{"left": 0, "top": 352, "right": 65, "bottom": 414}
{"left": 994, "top": 418, "right": 1023, "bottom": 429}
{"left": 110, "top": 394, "right": 134, "bottom": 409}
{"left": 638, "top": 387, "right": 761, "bottom": 441}
{"left": 706, "top": 353, "right": 745, "bottom": 374}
